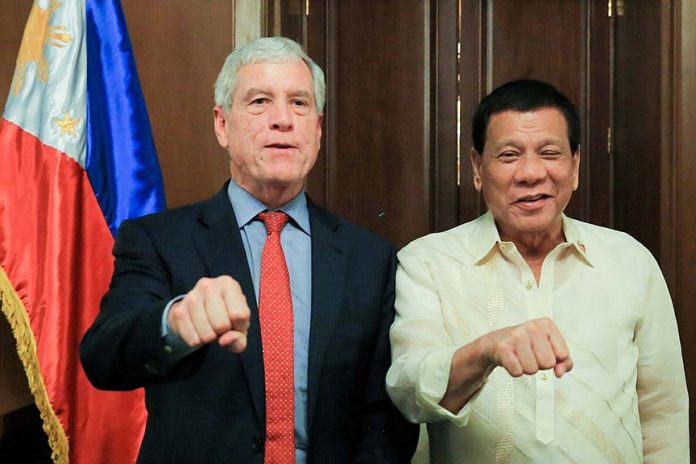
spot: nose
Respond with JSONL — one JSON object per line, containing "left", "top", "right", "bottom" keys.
{"left": 514, "top": 154, "right": 547, "bottom": 185}
{"left": 269, "top": 102, "right": 293, "bottom": 131}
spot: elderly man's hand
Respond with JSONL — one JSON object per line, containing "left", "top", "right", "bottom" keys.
{"left": 168, "top": 276, "right": 250, "bottom": 353}
{"left": 440, "top": 317, "right": 572, "bottom": 414}
{"left": 480, "top": 317, "right": 572, "bottom": 378}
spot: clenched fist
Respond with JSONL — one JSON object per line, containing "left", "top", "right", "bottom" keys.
{"left": 168, "top": 276, "right": 250, "bottom": 353}
{"left": 441, "top": 317, "right": 572, "bottom": 413}
{"left": 481, "top": 317, "right": 572, "bottom": 378}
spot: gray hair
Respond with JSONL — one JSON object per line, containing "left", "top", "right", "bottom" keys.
{"left": 214, "top": 36, "right": 326, "bottom": 113}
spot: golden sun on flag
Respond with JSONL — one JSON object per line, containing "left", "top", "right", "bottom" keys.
{"left": 12, "top": 0, "right": 73, "bottom": 96}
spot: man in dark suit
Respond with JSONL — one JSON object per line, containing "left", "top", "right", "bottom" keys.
{"left": 79, "top": 37, "right": 418, "bottom": 463}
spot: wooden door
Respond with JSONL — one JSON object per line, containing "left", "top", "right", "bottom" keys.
{"left": 272, "top": 0, "right": 432, "bottom": 248}
{"left": 271, "top": 0, "right": 612, "bottom": 248}
{"left": 271, "top": 0, "right": 696, "bottom": 457}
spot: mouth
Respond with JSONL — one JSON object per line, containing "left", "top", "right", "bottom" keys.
{"left": 265, "top": 143, "right": 296, "bottom": 150}
{"left": 515, "top": 193, "right": 551, "bottom": 208}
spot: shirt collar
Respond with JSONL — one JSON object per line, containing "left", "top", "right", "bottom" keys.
{"left": 470, "top": 210, "right": 593, "bottom": 266}
{"left": 469, "top": 210, "right": 503, "bottom": 264}
{"left": 561, "top": 213, "right": 593, "bottom": 266}
{"left": 226, "top": 180, "right": 311, "bottom": 235}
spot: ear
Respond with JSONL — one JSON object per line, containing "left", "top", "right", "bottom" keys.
{"left": 470, "top": 148, "right": 483, "bottom": 192}
{"left": 213, "top": 106, "right": 229, "bottom": 148}
{"left": 572, "top": 145, "right": 581, "bottom": 191}
{"left": 316, "top": 112, "right": 323, "bottom": 143}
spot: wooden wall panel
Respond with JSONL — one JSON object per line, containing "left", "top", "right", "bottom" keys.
{"left": 305, "top": 0, "right": 329, "bottom": 207}
{"left": 432, "top": 0, "right": 462, "bottom": 233}
{"left": 0, "top": 2, "right": 32, "bottom": 117}
{"left": 319, "top": 0, "right": 431, "bottom": 248}
{"left": 457, "top": 0, "right": 485, "bottom": 223}
{"left": 614, "top": 1, "right": 664, "bottom": 261}
{"left": 121, "top": 0, "right": 234, "bottom": 208}
{"left": 0, "top": 2, "right": 233, "bottom": 209}
{"left": 458, "top": 1, "right": 613, "bottom": 228}
{"left": 675, "top": 0, "right": 696, "bottom": 455}
{"left": 488, "top": 1, "right": 584, "bottom": 96}
{"left": 586, "top": 1, "right": 612, "bottom": 227}
{"left": 487, "top": 1, "right": 591, "bottom": 221}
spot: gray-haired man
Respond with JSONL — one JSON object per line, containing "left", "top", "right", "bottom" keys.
{"left": 81, "top": 37, "right": 418, "bottom": 464}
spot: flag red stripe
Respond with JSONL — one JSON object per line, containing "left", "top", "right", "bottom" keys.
{"left": 0, "top": 118, "right": 146, "bottom": 463}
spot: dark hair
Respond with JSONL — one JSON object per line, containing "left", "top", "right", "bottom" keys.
{"left": 472, "top": 79, "right": 581, "bottom": 154}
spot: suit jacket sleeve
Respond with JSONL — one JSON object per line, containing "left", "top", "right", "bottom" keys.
{"left": 353, "top": 245, "right": 419, "bottom": 463}
{"left": 80, "top": 218, "right": 200, "bottom": 390}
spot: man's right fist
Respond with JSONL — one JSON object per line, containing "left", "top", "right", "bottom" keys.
{"left": 168, "top": 276, "right": 251, "bottom": 353}
{"left": 481, "top": 317, "right": 573, "bottom": 378}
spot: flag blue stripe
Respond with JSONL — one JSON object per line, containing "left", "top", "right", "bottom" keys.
{"left": 86, "top": 0, "right": 165, "bottom": 236}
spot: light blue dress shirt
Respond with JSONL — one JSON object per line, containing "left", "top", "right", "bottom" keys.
{"left": 162, "top": 180, "right": 312, "bottom": 463}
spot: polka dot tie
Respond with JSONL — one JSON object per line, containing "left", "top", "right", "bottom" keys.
{"left": 258, "top": 211, "right": 295, "bottom": 463}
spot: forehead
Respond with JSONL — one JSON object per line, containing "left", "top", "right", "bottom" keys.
{"left": 234, "top": 60, "right": 314, "bottom": 94}
{"left": 486, "top": 108, "right": 569, "bottom": 147}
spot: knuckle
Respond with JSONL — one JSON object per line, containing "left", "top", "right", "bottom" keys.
{"left": 199, "top": 331, "right": 216, "bottom": 344}
{"left": 526, "top": 320, "right": 540, "bottom": 332}
{"left": 171, "top": 305, "right": 187, "bottom": 322}
{"left": 184, "top": 291, "right": 201, "bottom": 307}
{"left": 495, "top": 341, "right": 515, "bottom": 358}
{"left": 505, "top": 364, "right": 523, "bottom": 377}
{"left": 510, "top": 330, "right": 525, "bottom": 344}
{"left": 220, "top": 275, "right": 240, "bottom": 291}
{"left": 197, "top": 277, "right": 213, "bottom": 290}
{"left": 495, "top": 340, "right": 512, "bottom": 355}
{"left": 235, "top": 338, "right": 247, "bottom": 352}
{"left": 557, "top": 346, "right": 569, "bottom": 358}
{"left": 211, "top": 319, "right": 232, "bottom": 334}
{"left": 181, "top": 332, "right": 200, "bottom": 347}
{"left": 231, "top": 305, "right": 251, "bottom": 321}
{"left": 240, "top": 304, "right": 251, "bottom": 318}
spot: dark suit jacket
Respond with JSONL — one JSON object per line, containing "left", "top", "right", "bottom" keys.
{"left": 80, "top": 184, "right": 418, "bottom": 463}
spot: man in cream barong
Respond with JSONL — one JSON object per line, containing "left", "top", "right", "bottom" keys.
{"left": 386, "top": 79, "right": 689, "bottom": 463}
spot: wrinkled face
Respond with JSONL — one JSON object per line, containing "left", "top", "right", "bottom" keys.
{"left": 471, "top": 108, "right": 580, "bottom": 241}
{"left": 213, "top": 60, "right": 322, "bottom": 201}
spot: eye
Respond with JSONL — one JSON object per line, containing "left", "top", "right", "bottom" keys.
{"left": 291, "top": 99, "right": 309, "bottom": 107}
{"left": 541, "top": 150, "right": 562, "bottom": 158}
{"left": 497, "top": 151, "right": 519, "bottom": 161}
{"left": 250, "top": 97, "right": 270, "bottom": 105}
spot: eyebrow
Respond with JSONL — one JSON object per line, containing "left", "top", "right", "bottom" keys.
{"left": 240, "top": 88, "right": 314, "bottom": 102}
{"left": 492, "top": 138, "right": 567, "bottom": 151}
{"left": 240, "top": 87, "right": 271, "bottom": 102}
{"left": 289, "top": 90, "right": 313, "bottom": 100}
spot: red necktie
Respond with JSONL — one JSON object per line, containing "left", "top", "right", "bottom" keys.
{"left": 258, "top": 211, "right": 295, "bottom": 463}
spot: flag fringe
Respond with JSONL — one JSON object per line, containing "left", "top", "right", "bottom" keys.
{"left": 0, "top": 265, "right": 69, "bottom": 463}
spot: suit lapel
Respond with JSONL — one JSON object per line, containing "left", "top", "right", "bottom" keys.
{"left": 192, "top": 185, "right": 265, "bottom": 427}
{"left": 306, "top": 202, "right": 348, "bottom": 432}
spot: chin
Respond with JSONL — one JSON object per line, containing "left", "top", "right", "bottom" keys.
{"left": 264, "top": 175, "right": 303, "bottom": 190}
{"left": 516, "top": 218, "right": 559, "bottom": 234}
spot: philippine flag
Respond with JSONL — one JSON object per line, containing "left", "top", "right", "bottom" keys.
{"left": 0, "top": 0, "right": 165, "bottom": 462}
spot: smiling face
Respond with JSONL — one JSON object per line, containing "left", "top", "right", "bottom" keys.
{"left": 213, "top": 60, "right": 322, "bottom": 207}
{"left": 471, "top": 108, "right": 580, "bottom": 244}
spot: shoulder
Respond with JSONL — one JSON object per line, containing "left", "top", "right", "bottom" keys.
{"left": 566, "top": 217, "right": 660, "bottom": 275}
{"left": 568, "top": 217, "right": 652, "bottom": 256}
{"left": 116, "top": 187, "right": 230, "bottom": 242}
{"left": 398, "top": 216, "right": 483, "bottom": 262}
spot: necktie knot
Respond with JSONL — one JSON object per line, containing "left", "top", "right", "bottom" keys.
{"left": 259, "top": 211, "right": 289, "bottom": 235}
